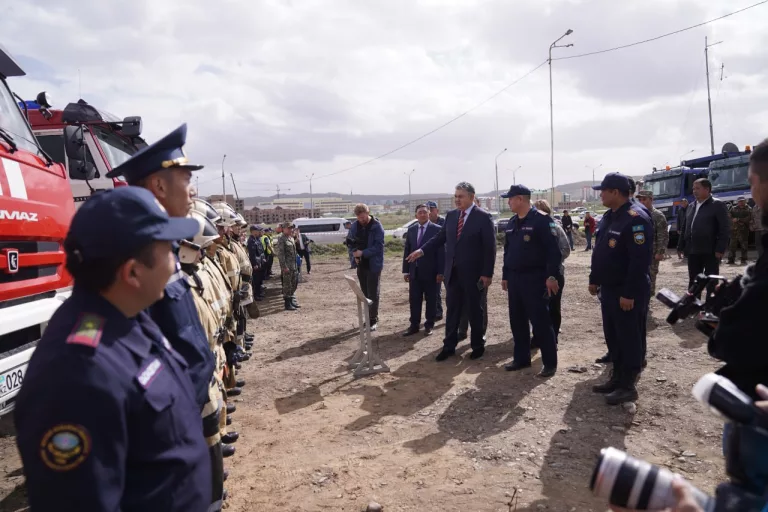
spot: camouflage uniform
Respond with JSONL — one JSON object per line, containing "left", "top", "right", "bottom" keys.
{"left": 728, "top": 203, "right": 752, "bottom": 263}
{"left": 649, "top": 207, "right": 669, "bottom": 296}
{"left": 276, "top": 232, "right": 298, "bottom": 299}
{"left": 752, "top": 204, "right": 765, "bottom": 259}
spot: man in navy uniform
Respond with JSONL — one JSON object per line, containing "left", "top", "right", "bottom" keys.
{"left": 500, "top": 185, "right": 561, "bottom": 378}
{"left": 407, "top": 182, "right": 496, "bottom": 361}
{"left": 426, "top": 201, "right": 447, "bottom": 321}
{"left": 247, "top": 224, "right": 266, "bottom": 300}
{"left": 589, "top": 172, "right": 653, "bottom": 405}
{"left": 15, "top": 187, "right": 211, "bottom": 511}
{"left": 106, "top": 123, "right": 214, "bottom": 409}
{"left": 402, "top": 204, "right": 444, "bottom": 336}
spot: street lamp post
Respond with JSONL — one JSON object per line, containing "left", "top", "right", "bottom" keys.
{"left": 405, "top": 169, "right": 415, "bottom": 208}
{"left": 679, "top": 149, "right": 695, "bottom": 163}
{"left": 495, "top": 148, "right": 507, "bottom": 212}
{"left": 585, "top": 164, "right": 602, "bottom": 202}
{"left": 221, "top": 154, "right": 227, "bottom": 199}
{"left": 307, "top": 173, "right": 315, "bottom": 218}
{"left": 510, "top": 165, "right": 522, "bottom": 185}
{"left": 549, "top": 29, "right": 574, "bottom": 206}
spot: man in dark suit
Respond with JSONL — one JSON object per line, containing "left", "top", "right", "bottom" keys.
{"left": 295, "top": 228, "right": 313, "bottom": 274}
{"left": 677, "top": 178, "right": 731, "bottom": 293}
{"left": 402, "top": 204, "right": 444, "bottom": 337}
{"left": 427, "top": 201, "right": 446, "bottom": 321}
{"left": 407, "top": 182, "right": 496, "bottom": 361}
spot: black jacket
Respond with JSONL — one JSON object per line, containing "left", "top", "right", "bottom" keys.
{"left": 677, "top": 196, "right": 731, "bottom": 255}
{"left": 709, "top": 233, "right": 768, "bottom": 399}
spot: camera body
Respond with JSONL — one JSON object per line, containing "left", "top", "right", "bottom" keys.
{"left": 591, "top": 374, "right": 768, "bottom": 511}
{"left": 656, "top": 273, "right": 741, "bottom": 337}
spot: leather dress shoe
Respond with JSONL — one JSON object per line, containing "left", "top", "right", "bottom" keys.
{"left": 424, "top": 327, "right": 434, "bottom": 336}
{"left": 469, "top": 347, "right": 485, "bottom": 360}
{"left": 222, "top": 432, "right": 239, "bottom": 444}
{"left": 226, "top": 415, "right": 232, "bottom": 425}
{"left": 537, "top": 366, "right": 556, "bottom": 378}
{"left": 236, "top": 379, "right": 246, "bottom": 388}
{"left": 402, "top": 327, "right": 419, "bottom": 337}
{"left": 226, "top": 403, "right": 236, "bottom": 414}
{"left": 223, "top": 470, "right": 229, "bottom": 482}
{"left": 222, "top": 444, "right": 236, "bottom": 457}
{"left": 226, "top": 387, "right": 242, "bottom": 397}
{"left": 595, "top": 353, "right": 611, "bottom": 364}
{"left": 435, "top": 350, "right": 456, "bottom": 362}
{"left": 245, "top": 333, "right": 254, "bottom": 341}
{"left": 504, "top": 361, "right": 532, "bottom": 372}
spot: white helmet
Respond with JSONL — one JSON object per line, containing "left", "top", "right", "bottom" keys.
{"left": 190, "top": 210, "right": 220, "bottom": 248}
{"left": 211, "top": 201, "right": 237, "bottom": 216}
{"left": 178, "top": 217, "right": 204, "bottom": 265}
{"left": 215, "top": 207, "right": 239, "bottom": 227}
{"left": 192, "top": 198, "right": 221, "bottom": 225}
{"left": 235, "top": 214, "right": 247, "bottom": 227}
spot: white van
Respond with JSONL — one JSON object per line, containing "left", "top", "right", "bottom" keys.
{"left": 292, "top": 217, "right": 349, "bottom": 244}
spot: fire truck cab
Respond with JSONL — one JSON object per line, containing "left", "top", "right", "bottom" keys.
{"left": 0, "top": 45, "right": 80, "bottom": 416}
{"left": 26, "top": 99, "right": 146, "bottom": 204}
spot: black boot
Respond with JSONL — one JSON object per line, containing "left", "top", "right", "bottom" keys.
{"left": 595, "top": 352, "right": 612, "bottom": 364}
{"left": 605, "top": 371, "right": 639, "bottom": 405}
{"left": 284, "top": 298, "right": 297, "bottom": 311}
{"left": 291, "top": 296, "right": 301, "bottom": 308}
{"left": 592, "top": 369, "right": 620, "bottom": 394}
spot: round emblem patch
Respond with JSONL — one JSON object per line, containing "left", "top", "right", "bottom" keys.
{"left": 608, "top": 238, "right": 617, "bottom": 248}
{"left": 40, "top": 424, "right": 91, "bottom": 471}
{"left": 523, "top": 234, "right": 531, "bottom": 242}
{"left": 634, "top": 233, "right": 646, "bottom": 245}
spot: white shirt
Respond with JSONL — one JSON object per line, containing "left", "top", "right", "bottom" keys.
{"left": 691, "top": 198, "right": 708, "bottom": 228}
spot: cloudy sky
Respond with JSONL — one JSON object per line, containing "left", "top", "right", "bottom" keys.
{"left": 3, "top": 0, "right": 766, "bottom": 198}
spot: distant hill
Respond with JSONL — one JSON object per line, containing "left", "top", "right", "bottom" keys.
{"left": 240, "top": 178, "right": 642, "bottom": 208}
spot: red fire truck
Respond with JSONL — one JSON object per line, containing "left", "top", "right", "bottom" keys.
{"left": 0, "top": 45, "right": 80, "bottom": 416}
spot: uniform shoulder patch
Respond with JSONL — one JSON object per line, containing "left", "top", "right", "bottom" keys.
{"left": 40, "top": 424, "right": 91, "bottom": 471}
{"left": 632, "top": 225, "right": 645, "bottom": 232}
{"left": 634, "top": 232, "right": 646, "bottom": 245}
{"left": 66, "top": 314, "right": 105, "bottom": 348}
{"left": 628, "top": 209, "right": 639, "bottom": 217}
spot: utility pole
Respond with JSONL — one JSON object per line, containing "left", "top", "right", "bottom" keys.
{"left": 307, "top": 173, "right": 315, "bottom": 218}
{"left": 510, "top": 165, "right": 522, "bottom": 185}
{"left": 221, "top": 154, "right": 227, "bottom": 200}
{"left": 405, "top": 169, "right": 415, "bottom": 208}
{"left": 548, "top": 29, "right": 574, "bottom": 206}
{"left": 495, "top": 148, "right": 507, "bottom": 212}
{"left": 229, "top": 173, "right": 240, "bottom": 212}
{"left": 705, "top": 36, "right": 723, "bottom": 156}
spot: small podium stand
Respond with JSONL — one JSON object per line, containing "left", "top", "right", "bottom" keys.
{"left": 344, "top": 276, "right": 390, "bottom": 377}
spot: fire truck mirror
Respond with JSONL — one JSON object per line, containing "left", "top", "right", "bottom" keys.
{"left": 69, "top": 159, "right": 96, "bottom": 181}
{"left": 63, "top": 125, "right": 87, "bottom": 160}
{"left": 121, "top": 116, "right": 142, "bottom": 138}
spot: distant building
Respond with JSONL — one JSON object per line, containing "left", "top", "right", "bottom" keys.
{"left": 258, "top": 199, "right": 306, "bottom": 209}
{"left": 314, "top": 197, "right": 355, "bottom": 215}
{"left": 242, "top": 206, "right": 320, "bottom": 225}
{"left": 207, "top": 194, "right": 245, "bottom": 214}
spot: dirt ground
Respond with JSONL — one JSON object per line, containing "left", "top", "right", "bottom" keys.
{"left": 0, "top": 247, "right": 754, "bottom": 512}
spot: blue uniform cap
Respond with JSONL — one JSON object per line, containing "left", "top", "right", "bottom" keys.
{"left": 68, "top": 187, "right": 200, "bottom": 261}
{"left": 105, "top": 123, "right": 203, "bottom": 182}
{"left": 501, "top": 184, "right": 531, "bottom": 198}
{"left": 426, "top": 201, "right": 438, "bottom": 208}
{"left": 593, "top": 172, "right": 630, "bottom": 192}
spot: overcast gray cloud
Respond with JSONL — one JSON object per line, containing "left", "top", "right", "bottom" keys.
{"left": 2, "top": 0, "right": 766, "bottom": 198}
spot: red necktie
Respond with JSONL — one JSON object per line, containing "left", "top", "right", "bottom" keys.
{"left": 457, "top": 210, "right": 465, "bottom": 239}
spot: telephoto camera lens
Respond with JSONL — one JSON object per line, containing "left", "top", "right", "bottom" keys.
{"left": 590, "top": 447, "right": 714, "bottom": 511}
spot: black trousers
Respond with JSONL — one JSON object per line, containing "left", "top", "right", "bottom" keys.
{"left": 687, "top": 253, "right": 720, "bottom": 296}
{"left": 459, "top": 287, "right": 487, "bottom": 336}
{"left": 550, "top": 274, "right": 565, "bottom": 342}
{"left": 300, "top": 251, "right": 311, "bottom": 273}
{"left": 357, "top": 267, "right": 381, "bottom": 324}
{"left": 252, "top": 266, "right": 264, "bottom": 298}
{"left": 444, "top": 269, "right": 486, "bottom": 352}
{"left": 409, "top": 271, "right": 437, "bottom": 330}
{"left": 600, "top": 284, "right": 648, "bottom": 376}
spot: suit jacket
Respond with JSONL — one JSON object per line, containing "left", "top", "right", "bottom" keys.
{"left": 677, "top": 196, "right": 731, "bottom": 255}
{"left": 420, "top": 206, "right": 496, "bottom": 284}
{"left": 402, "top": 221, "right": 444, "bottom": 279}
{"left": 297, "top": 234, "right": 312, "bottom": 255}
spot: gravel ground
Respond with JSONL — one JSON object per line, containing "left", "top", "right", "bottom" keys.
{"left": 0, "top": 248, "right": 754, "bottom": 512}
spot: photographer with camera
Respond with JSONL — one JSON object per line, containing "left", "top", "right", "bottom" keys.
{"left": 708, "top": 139, "right": 768, "bottom": 402}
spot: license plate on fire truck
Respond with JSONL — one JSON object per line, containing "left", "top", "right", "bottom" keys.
{"left": 0, "top": 363, "right": 27, "bottom": 401}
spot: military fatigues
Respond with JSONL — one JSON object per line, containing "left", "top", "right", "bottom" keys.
{"left": 276, "top": 233, "right": 299, "bottom": 301}
{"left": 229, "top": 236, "right": 252, "bottom": 344}
{"left": 649, "top": 207, "right": 670, "bottom": 296}
{"left": 728, "top": 204, "right": 752, "bottom": 263}
{"left": 590, "top": 199, "right": 653, "bottom": 402}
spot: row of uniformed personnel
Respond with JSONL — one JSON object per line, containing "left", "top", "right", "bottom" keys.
{"left": 15, "top": 124, "right": 257, "bottom": 512}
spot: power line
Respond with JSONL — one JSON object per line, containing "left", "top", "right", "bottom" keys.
{"left": 242, "top": 60, "right": 548, "bottom": 187}
{"left": 554, "top": 0, "right": 768, "bottom": 61}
